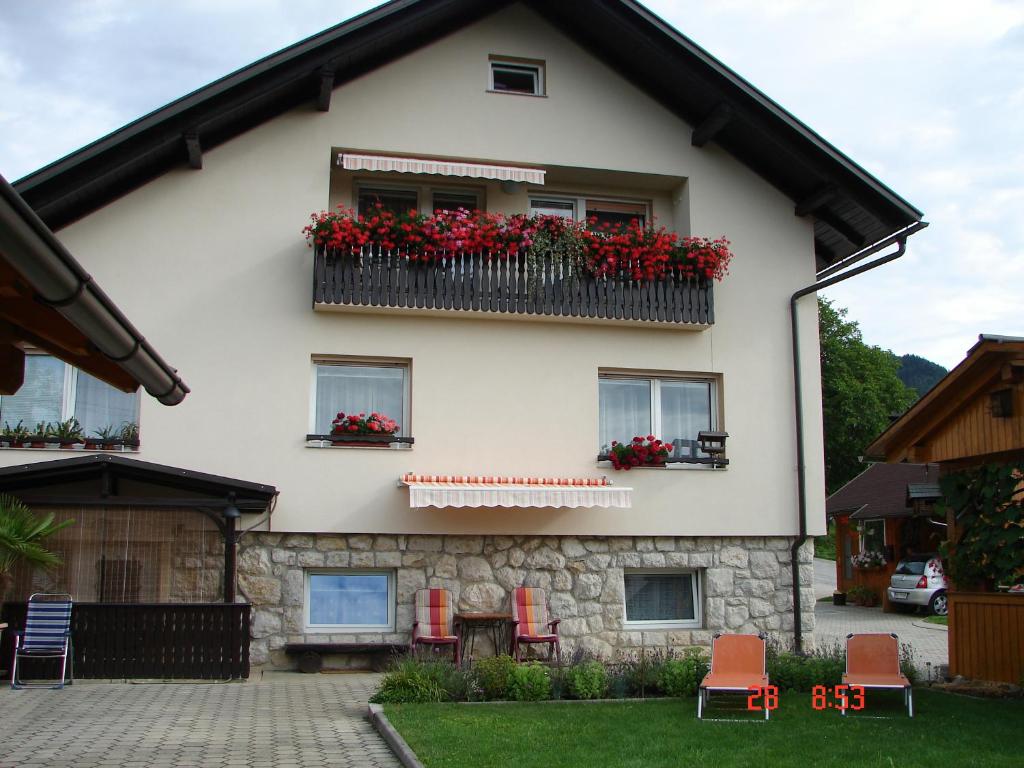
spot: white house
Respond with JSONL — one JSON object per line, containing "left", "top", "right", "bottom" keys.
{"left": 0, "top": 0, "right": 922, "bottom": 669}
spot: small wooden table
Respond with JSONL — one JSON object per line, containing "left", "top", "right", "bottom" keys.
{"left": 455, "top": 612, "right": 511, "bottom": 663}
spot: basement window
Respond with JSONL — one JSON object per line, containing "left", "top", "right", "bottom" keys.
{"left": 489, "top": 58, "right": 544, "bottom": 96}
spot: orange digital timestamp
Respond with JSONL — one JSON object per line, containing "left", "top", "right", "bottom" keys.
{"left": 746, "top": 685, "right": 779, "bottom": 711}
{"left": 812, "top": 684, "right": 866, "bottom": 711}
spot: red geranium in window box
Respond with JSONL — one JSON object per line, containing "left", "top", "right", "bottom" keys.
{"left": 329, "top": 411, "right": 400, "bottom": 446}
{"left": 608, "top": 436, "right": 669, "bottom": 470}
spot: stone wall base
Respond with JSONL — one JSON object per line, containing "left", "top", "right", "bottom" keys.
{"left": 236, "top": 533, "right": 816, "bottom": 668}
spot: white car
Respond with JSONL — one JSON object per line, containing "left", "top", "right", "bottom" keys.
{"left": 887, "top": 554, "right": 948, "bottom": 615}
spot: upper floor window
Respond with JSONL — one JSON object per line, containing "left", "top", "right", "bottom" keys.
{"left": 599, "top": 373, "right": 718, "bottom": 460}
{"left": 311, "top": 359, "right": 409, "bottom": 438}
{"left": 529, "top": 196, "right": 648, "bottom": 229}
{"left": 489, "top": 57, "right": 544, "bottom": 96}
{"left": 356, "top": 185, "right": 482, "bottom": 217}
{"left": 0, "top": 354, "right": 139, "bottom": 438}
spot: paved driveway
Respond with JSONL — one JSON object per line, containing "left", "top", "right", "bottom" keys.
{"left": 815, "top": 602, "right": 948, "bottom": 678}
{"left": 0, "top": 672, "right": 398, "bottom": 768}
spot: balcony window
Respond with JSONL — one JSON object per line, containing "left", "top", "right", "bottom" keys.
{"left": 489, "top": 58, "right": 544, "bottom": 96}
{"left": 624, "top": 570, "right": 701, "bottom": 628}
{"left": 0, "top": 354, "right": 139, "bottom": 439}
{"left": 599, "top": 374, "right": 718, "bottom": 460}
{"left": 357, "top": 186, "right": 418, "bottom": 217}
{"left": 431, "top": 190, "right": 481, "bottom": 213}
{"left": 529, "top": 196, "right": 648, "bottom": 228}
{"left": 311, "top": 360, "right": 409, "bottom": 438}
{"left": 305, "top": 570, "right": 394, "bottom": 631}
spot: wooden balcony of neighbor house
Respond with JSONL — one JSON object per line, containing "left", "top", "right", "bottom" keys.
{"left": 312, "top": 246, "right": 714, "bottom": 327}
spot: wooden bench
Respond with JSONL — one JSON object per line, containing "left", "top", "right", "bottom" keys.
{"left": 284, "top": 643, "right": 406, "bottom": 673}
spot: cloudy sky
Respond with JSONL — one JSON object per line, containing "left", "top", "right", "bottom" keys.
{"left": 1, "top": 0, "right": 1021, "bottom": 369}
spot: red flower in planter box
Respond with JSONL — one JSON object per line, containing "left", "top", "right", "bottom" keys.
{"left": 608, "top": 436, "right": 669, "bottom": 470}
{"left": 330, "top": 411, "right": 399, "bottom": 437}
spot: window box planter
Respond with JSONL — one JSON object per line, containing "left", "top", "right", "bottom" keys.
{"left": 305, "top": 433, "right": 414, "bottom": 448}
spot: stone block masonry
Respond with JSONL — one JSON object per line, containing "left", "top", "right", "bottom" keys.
{"left": 237, "top": 533, "right": 815, "bottom": 667}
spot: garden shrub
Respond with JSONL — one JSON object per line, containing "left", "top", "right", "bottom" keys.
{"left": 766, "top": 641, "right": 845, "bottom": 692}
{"left": 370, "top": 659, "right": 445, "bottom": 704}
{"left": 658, "top": 648, "right": 709, "bottom": 697}
{"left": 509, "top": 662, "right": 552, "bottom": 701}
{"left": 567, "top": 660, "right": 608, "bottom": 700}
{"left": 900, "top": 643, "right": 920, "bottom": 685}
{"left": 472, "top": 654, "right": 517, "bottom": 700}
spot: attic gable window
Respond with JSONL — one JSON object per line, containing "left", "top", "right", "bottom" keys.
{"left": 489, "top": 57, "right": 544, "bottom": 96}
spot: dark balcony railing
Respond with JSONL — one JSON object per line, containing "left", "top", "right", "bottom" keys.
{"left": 313, "top": 246, "right": 714, "bottom": 326}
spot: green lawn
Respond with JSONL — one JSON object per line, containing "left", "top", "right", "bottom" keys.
{"left": 386, "top": 690, "right": 1024, "bottom": 768}
{"left": 924, "top": 615, "right": 948, "bottom": 626}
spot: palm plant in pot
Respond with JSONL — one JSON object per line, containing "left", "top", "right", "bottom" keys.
{"left": 92, "top": 425, "right": 118, "bottom": 450}
{"left": 51, "top": 418, "right": 84, "bottom": 448}
{"left": 119, "top": 421, "right": 140, "bottom": 449}
{"left": 0, "top": 494, "right": 75, "bottom": 618}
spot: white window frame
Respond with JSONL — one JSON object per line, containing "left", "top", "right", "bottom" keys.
{"left": 0, "top": 352, "right": 141, "bottom": 434}
{"left": 623, "top": 569, "right": 702, "bottom": 629}
{"left": 528, "top": 195, "right": 650, "bottom": 227}
{"left": 488, "top": 58, "right": 545, "bottom": 96}
{"left": 304, "top": 569, "right": 396, "bottom": 632}
{"left": 308, "top": 358, "right": 411, "bottom": 443}
{"left": 598, "top": 373, "right": 719, "bottom": 465}
{"left": 354, "top": 181, "right": 483, "bottom": 217}
{"left": 859, "top": 519, "right": 886, "bottom": 553}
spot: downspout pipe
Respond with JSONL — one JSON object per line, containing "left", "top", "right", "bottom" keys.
{"left": 789, "top": 221, "right": 927, "bottom": 654}
{"left": 0, "top": 175, "right": 189, "bottom": 405}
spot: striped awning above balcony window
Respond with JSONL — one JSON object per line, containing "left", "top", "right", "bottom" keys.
{"left": 399, "top": 474, "right": 631, "bottom": 509}
{"left": 338, "top": 154, "right": 545, "bottom": 185}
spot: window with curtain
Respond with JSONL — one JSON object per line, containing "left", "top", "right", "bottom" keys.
{"left": 0, "top": 354, "right": 139, "bottom": 437}
{"left": 860, "top": 519, "right": 885, "bottom": 553}
{"left": 624, "top": 571, "right": 700, "bottom": 627}
{"left": 306, "top": 571, "right": 394, "bottom": 629}
{"left": 312, "top": 361, "right": 408, "bottom": 436}
{"left": 598, "top": 375, "right": 716, "bottom": 459}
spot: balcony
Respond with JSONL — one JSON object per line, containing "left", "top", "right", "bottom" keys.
{"left": 312, "top": 246, "right": 714, "bottom": 327}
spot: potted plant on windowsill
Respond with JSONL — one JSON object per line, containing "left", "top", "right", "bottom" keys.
{"left": 329, "top": 411, "right": 400, "bottom": 446}
{"left": 119, "top": 421, "right": 140, "bottom": 449}
{"left": 51, "top": 418, "right": 84, "bottom": 448}
{"left": 851, "top": 550, "right": 886, "bottom": 571}
{"left": 29, "top": 422, "right": 50, "bottom": 449}
{"left": 2, "top": 421, "right": 30, "bottom": 448}
{"left": 92, "top": 425, "right": 118, "bottom": 450}
{"left": 606, "top": 436, "right": 669, "bottom": 470}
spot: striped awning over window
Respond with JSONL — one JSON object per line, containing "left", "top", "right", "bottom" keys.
{"left": 400, "top": 474, "right": 631, "bottom": 509}
{"left": 339, "top": 154, "right": 546, "bottom": 185}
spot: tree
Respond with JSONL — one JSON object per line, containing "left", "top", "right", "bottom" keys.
{"left": 0, "top": 494, "right": 74, "bottom": 603}
{"left": 897, "top": 353, "right": 947, "bottom": 400}
{"left": 818, "top": 298, "right": 915, "bottom": 493}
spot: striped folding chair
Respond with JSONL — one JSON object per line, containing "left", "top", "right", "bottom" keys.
{"left": 410, "top": 588, "right": 460, "bottom": 666}
{"left": 510, "top": 587, "right": 561, "bottom": 665}
{"left": 11, "top": 593, "right": 74, "bottom": 690}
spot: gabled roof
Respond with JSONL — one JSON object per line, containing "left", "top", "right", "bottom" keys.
{"left": 12, "top": 0, "right": 922, "bottom": 269}
{"left": 0, "top": 174, "right": 189, "bottom": 404}
{"left": 0, "top": 454, "right": 276, "bottom": 510}
{"left": 865, "top": 335, "right": 1024, "bottom": 461}
{"left": 826, "top": 462, "right": 939, "bottom": 520}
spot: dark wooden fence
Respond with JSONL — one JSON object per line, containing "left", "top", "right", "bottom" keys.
{"left": 313, "top": 246, "right": 714, "bottom": 325}
{"left": 948, "top": 592, "right": 1024, "bottom": 683}
{"left": 1, "top": 602, "right": 250, "bottom": 680}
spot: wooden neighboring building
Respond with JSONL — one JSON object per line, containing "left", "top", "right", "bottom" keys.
{"left": 827, "top": 463, "right": 943, "bottom": 608}
{"left": 866, "top": 334, "right": 1024, "bottom": 684}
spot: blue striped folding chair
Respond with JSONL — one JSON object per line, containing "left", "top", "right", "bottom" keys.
{"left": 11, "top": 593, "right": 73, "bottom": 690}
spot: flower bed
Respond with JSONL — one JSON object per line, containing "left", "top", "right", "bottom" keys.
{"left": 304, "top": 206, "right": 732, "bottom": 282}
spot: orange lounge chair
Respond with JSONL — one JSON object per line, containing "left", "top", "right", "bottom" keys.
{"left": 510, "top": 587, "right": 561, "bottom": 665}
{"left": 842, "top": 633, "right": 913, "bottom": 717}
{"left": 410, "top": 588, "right": 460, "bottom": 667}
{"left": 698, "top": 632, "right": 770, "bottom": 720}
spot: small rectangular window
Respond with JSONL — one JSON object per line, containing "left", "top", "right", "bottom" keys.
{"left": 357, "top": 187, "right": 418, "bottom": 217}
{"left": 586, "top": 200, "right": 647, "bottom": 229}
{"left": 311, "top": 360, "right": 409, "bottom": 437}
{"left": 860, "top": 520, "right": 885, "bottom": 553}
{"left": 529, "top": 198, "right": 575, "bottom": 219}
{"left": 598, "top": 374, "right": 717, "bottom": 460}
{"left": 490, "top": 58, "right": 544, "bottom": 96}
{"left": 305, "top": 570, "right": 395, "bottom": 630}
{"left": 624, "top": 570, "right": 701, "bottom": 628}
{"left": 431, "top": 190, "right": 480, "bottom": 213}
